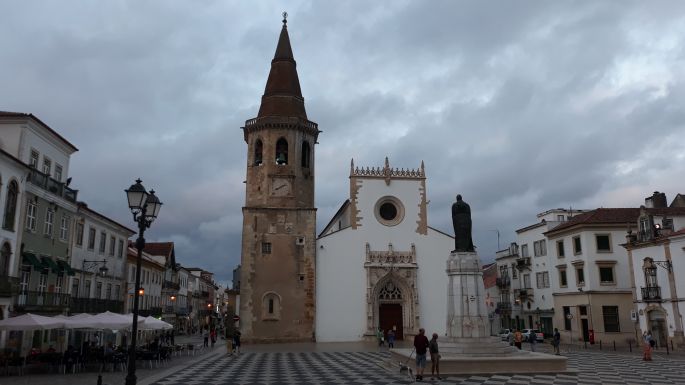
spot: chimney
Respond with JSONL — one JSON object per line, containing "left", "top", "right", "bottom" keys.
{"left": 645, "top": 191, "right": 667, "bottom": 208}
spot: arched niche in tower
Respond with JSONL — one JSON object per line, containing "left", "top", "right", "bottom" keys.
{"left": 254, "top": 139, "right": 263, "bottom": 166}
{"left": 276, "top": 137, "right": 288, "bottom": 165}
{"left": 301, "top": 141, "right": 311, "bottom": 168}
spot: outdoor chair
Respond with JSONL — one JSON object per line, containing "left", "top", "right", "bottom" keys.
{"left": 6, "top": 356, "right": 25, "bottom": 376}
{"left": 186, "top": 343, "right": 195, "bottom": 356}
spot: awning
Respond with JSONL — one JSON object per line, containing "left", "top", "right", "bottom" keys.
{"left": 22, "top": 252, "right": 43, "bottom": 270}
{"left": 57, "top": 260, "right": 76, "bottom": 276}
{"left": 40, "top": 256, "right": 60, "bottom": 274}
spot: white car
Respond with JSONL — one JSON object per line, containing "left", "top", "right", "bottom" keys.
{"left": 522, "top": 328, "right": 544, "bottom": 342}
{"left": 499, "top": 329, "right": 512, "bottom": 341}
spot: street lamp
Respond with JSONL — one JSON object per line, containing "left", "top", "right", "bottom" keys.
{"left": 124, "top": 179, "right": 162, "bottom": 385}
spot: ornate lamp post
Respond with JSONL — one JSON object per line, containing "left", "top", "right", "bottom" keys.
{"left": 125, "top": 179, "right": 162, "bottom": 385}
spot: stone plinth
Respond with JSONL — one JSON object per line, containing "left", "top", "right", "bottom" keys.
{"left": 447, "top": 252, "right": 488, "bottom": 338}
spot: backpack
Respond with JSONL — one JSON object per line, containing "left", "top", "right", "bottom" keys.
{"left": 649, "top": 339, "right": 656, "bottom": 348}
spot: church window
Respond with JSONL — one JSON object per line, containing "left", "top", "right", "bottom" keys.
{"left": 374, "top": 196, "right": 405, "bottom": 227}
{"left": 262, "top": 292, "right": 281, "bottom": 320}
{"left": 261, "top": 242, "right": 272, "bottom": 254}
{"left": 379, "top": 281, "right": 402, "bottom": 300}
{"left": 3, "top": 180, "right": 18, "bottom": 231}
{"left": 275, "top": 138, "right": 288, "bottom": 165}
{"left": 301, "top": 141, "right": 310, "bottom": 168}
{"left": 254, "top": 139, "right": 263, "bottom": 165}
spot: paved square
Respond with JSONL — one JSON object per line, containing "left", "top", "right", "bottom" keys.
{"left": 151, "top": 350, "right": 685, "bottom": 385}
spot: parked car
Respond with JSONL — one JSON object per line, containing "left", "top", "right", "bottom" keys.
{"left": 522, "top": 328, "right": 544, "bottom": 342}
{"left": 499, "top": 329, "right": 511, "bottom": 341}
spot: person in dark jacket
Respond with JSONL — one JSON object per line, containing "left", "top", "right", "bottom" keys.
{"left": 413, "top": 328, "right": 430, "bottom": 382}
{"left": 429, "top": 333, "right": 443, "bottom": 380}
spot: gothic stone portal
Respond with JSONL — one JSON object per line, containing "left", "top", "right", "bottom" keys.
{"left": 365, "top": 243, "right": 418, "bottom": 341}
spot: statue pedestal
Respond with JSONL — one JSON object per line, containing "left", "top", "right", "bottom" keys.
{"left": 446, "top": 251, "right": 487, "bottom": 338}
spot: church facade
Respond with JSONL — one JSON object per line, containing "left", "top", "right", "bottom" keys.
{"left": 316, "top": 158, "right": 453, "bottom": 342}
{"left": 239, "top": 17, "right": 319, "bottom": 343}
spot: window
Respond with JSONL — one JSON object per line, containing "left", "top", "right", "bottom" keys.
{"left": 563, "top": 306, "right": 571, "bottom": 330}
{"left": 118, "top": 239, "right": 124, "bottom": 258}
{"left": 576, "top": 267, "right": 585, "bottom": 285}
{"left": 557, "top": 240, "right": 565, "bottom": 257}
{"left": 644, "top": 259, "right": 658, "bottom": 287}
{"left": 521, "top": 244, "right": 529, "bottom": 257}
{"left": 29, "top": 149, "right": 39, "bottom": 168}
{"left": 26, "top": 201, "right": 37, "bottom": 231}
{"left": 557, "top": 214, "right": 565, "bottom": 221}
{"left": 44, "top": 208, "right": 54, "bottom": 236}
{"left": 106, "top": 283, "right": 112, "bottom": 300}
{"left": 96, "top": 281, "right": 102, "bottom": 299}
{"left": 599, "top": 266, "right": 615, "bottom": 284}
{"left": 523, "top": 274, "right": 531, "bottom": 289}
{"left": 42, "top": 157, "right": 52, "bottom": 175}
{"left": 536, "top": 272, "right": 550, "bottom": 288}
{"left": 2, "top": 181, "right": 18, "bottom": 231}
{"left": 115, "top": 285, "right": 120, "bottom": 300}
{"left": 75, "top": 222, "right": 84, "bottom": 246}
{"left": 109, "top": 236, "right": 116, "bottom": 255}
{"left": 374, "top": 196, "right": 405, "bottom": 226}
{"left": 559, "top": 269, "right": 568, "bottom": 287}
{"left": 88, "top": 227, "right": 96, "bottom": 250}
{"left": 573, "top": 236, "right": 582, "bottom": 254}
{"left": 54, "top": 164, "right": 63, "bottom": 182}
{"left": 268, "top": 298, "right": 274, "bottom": 313}
{"left": 602, "top": 306, "right": 620, "bottom": 332}
{"left": 130, "top": 266, "right": 135, "bottom": 282}
{"left": 60, "top": 215, "right": 69, "bottom": 241}
{"left": 275, "top": 138, "right": 288, "bottom": 165}
{"left": 84, "top": 280, "right": 91, "bottom": 298}
{"left": 254, "top": 139, "right": 263, "bottom": 165}
{"left": 262, "top": 292, "right": 281, "bottom": 320}
{"left": 301, "top": 141, "right": 311, "bottom": 168}
{"left": 595, "top": 234, "right": 611, "bottom": 252}
{"left": 511, "top": 264, "right": 518, "bottom": 279}
{"left": 99, "top": 231, "right": 106, "bottom": 253}
{"left": 533, "top": 240, "right": 546, "bottom": 256}
{"left": 71, "top": 278, "right": 79, "bottom": 298}
{"left": 261, "top": 242, "right": 272, "bottom": 254}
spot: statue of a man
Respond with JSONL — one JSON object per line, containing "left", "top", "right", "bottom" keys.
{"left": 452, "top": 194, "right": 475, "bottom": 252}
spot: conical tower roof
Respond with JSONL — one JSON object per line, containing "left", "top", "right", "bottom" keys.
{"left": 257, "top": 16, "right": 307, "bottom": 119}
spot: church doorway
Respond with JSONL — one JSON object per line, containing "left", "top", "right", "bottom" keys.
{"left": 648, "top": 309, "right": 668, "bottom": 347}
{"left": 379, "top": 303, "right": 403, "bottom": 340}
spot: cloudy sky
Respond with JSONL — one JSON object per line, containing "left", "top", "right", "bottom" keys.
{"left": 2, "top": 1, "right": 684, "bottom": 287}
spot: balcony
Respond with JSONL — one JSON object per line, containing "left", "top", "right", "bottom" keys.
{"left": 516, "top": 257, "right": 531, "bottom": 270}
{"left": 70, "top": 298, "right": 124, "bottom": 313}
{"left": 496, "top": 276, "right": 511, "bottom": 288}
{"left": 641, "top": 286, "right": 662, "bottom": 302}
{"left": 15, "top": 291, "right": 70, "bottom": 313}
{"left": 0, "top": 276, "right": 19, "bottom": 297}
{"left": 176, "top": 307, "right": 188, "bottom": 316}
{"left": 515, "top": 288, "right": 533, "bottom": 300}
{"left": 27, "top": 170, "right": 78, "bottom": 203}
{"left": 162, "top": 280, "right": 180, "bottom": 290}
{"left": 496, "top": 302, "right": 512, "bottom": 314}
{"left": 164, "top": 305, "right": 175, "bottom": 314}
{"left": 201, "top": 290, "right": 210, "bottom": 298}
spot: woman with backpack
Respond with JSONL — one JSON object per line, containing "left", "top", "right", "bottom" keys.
{"left": 643, "top": 331, "right": 654, "bottom": 361}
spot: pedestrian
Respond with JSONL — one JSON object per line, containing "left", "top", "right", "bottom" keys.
{"left": 643, "top": 331, "right": 654, "bottom": 361}
{"left": 203, "top": 329, "right": 209, "bottom": 348}
{"left": 211, "top": 328, "right": 217, "bottom": 348}
{"left": 376, "top": 328, "right": 385, "bottom": 348}
{"left": 413, "top": 328, "right": 430, "bottom": 382}
{"left": 387, "top": 329, "right": 396, "bottom": 349}
{"left": 171, "top": 329, "right": 175, "bottom": 346}
{"left": 513, "top": 329, "right": 523, "bottom": 350}
{"left": 553, "top": 328, "right": 561, "bottom": 355}
{"left": 429, "top": 333, "right": 443, "bottom": 381}
{"left": 233, "top": 329, "right": 242, "bottom": 354}
{"left": 529, "top": 330, "right": 537, "bottom": 352}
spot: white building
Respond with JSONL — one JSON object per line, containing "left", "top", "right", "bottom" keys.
{"left": 511, "top": 209, "right": 581, "bottom": 336}
{"left": 624, "top": 192, "right": 685, "bottom": 347}
{"left": 124, "top": 246, "right": 164, "bottom": 317}
{"left": 70, "top": 203, "right": 134, "bottom": 313}
{"left": 316, "top": 158, "right": 453, "bottom": 342}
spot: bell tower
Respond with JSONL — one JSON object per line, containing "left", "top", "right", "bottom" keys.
{"left": 239, "top": 14, "right": 319, "bottom": 342}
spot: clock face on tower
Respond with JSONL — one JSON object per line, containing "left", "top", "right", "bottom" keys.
{"left": 271, "top": 177, "right": 292, "bottom": 197}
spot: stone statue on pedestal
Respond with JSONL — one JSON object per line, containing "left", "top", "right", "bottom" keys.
{"left": 451, "top": 194, "right": 474, "bottom": 252}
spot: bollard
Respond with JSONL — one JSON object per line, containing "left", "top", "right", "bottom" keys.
{"left": 629, "top": 341, "right": 632, "bottom": 352}
{"left": 97, "top": 374, "right": 103, "bottom": 385}
{"left": 599, "top": 340, "right": 602, "bottom": 350}
{"left": 584, "top": 340, "right": 587, "bottom": 349}
{"left": 672, "top": 340, "right": 675, "bottom": 351}
{"left": 613, "top": 341, "right": 616, "bottom": 351}
{"left": 666, "top": 341, "right": 670, "bottom": 355}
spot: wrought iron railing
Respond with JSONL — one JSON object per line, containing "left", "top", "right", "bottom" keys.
{"left": 28, "top": 170, "right": 78, "bottom": 203}
{"left": 641, "top": 286, "right": 661, "bottom": 301}
{"left": 15, "top": 291, "right": 70, "bottom": 310}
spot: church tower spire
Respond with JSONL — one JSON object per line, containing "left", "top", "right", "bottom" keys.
{"left": 239, "top": 14, "right": 318, "bottom": 343}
